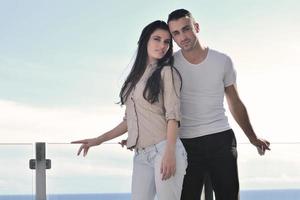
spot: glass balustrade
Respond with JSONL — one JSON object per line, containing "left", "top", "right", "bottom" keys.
{"left": 0, "top": 143, "right": 34, "bottom": 200}
{"left": 46, "top": 143, "right": 132, "bottom": 200}
{"left": 0, "top": 142, "right": 299, "bottom": 200}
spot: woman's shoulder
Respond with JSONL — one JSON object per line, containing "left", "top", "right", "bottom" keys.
{"left": 160, "top": 65, "right": 180, "bottom": 77}
{"left": 160, "top": 65, "right": 177, "bottom": 72}
{"left": 160, "top": 65, "right": 182, "bottom": 86}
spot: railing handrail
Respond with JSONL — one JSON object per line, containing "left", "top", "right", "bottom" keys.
{"left": 1, "top": 142, "right": 300, "bottom": 145}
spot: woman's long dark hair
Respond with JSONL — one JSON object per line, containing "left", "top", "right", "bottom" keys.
{"left": 119, "top": 20, "right": 180, "bottom": 105}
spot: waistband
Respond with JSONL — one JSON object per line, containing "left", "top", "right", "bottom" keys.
{"left": 135, "top": 139, "right": 182, "bottom": 154}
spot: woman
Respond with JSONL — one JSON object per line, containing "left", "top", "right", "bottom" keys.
{"left": 72, "top": 20, "right": 187, "bottom": 200}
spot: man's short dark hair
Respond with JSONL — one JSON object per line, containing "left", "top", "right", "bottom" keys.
{"left": 167, "top": 9, "right": 192, "bottom": 23}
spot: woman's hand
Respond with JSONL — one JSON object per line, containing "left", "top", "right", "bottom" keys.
{"left": 118, "top": 139, "right": 133, "bottom": 151}
{"left": 71, "top": 121, "right": 128, "bottom": 157}
{"left": 71, "top": 137, "right": 102, "bottom": 157}
{"left": 161, "top": 149, "right": 176, "bottom": 180}
{"left": 118, "top": 139, "right": 127, "bottom": 148}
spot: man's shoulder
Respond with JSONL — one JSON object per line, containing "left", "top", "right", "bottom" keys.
{"left": 208, "top": 48, "right": 231, "bottom": 61}
{"left": 173, "top": 48, "right": 231, "bottom": 61}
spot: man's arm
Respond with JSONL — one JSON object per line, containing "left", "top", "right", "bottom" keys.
{"left": 225, "top": 84, "right": 270, "bottom": 153}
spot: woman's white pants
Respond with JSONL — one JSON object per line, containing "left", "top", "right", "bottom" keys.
{"left": 131, "top": 139, "right": 187, "bottom": 200}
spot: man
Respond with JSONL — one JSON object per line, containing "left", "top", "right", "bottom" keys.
{"left": 167, "top": 9, "right": 270, "bottom": 200}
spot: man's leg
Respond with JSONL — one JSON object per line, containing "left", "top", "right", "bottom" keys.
{"left": 180, "top": 138, "right": 207, "bottom": 200}
{"left": 210, "top": 150, "right": 239, "bottom": 200}
{"left": 209, "top": 130, "right": 239, "bottom": 200}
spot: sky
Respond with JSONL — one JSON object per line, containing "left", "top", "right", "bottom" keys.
{"left": 0, "top": 0, "right": 300, "bottom": 195}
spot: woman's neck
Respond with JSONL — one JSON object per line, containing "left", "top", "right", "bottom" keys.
{"left": 147, "top": 58, "right": 158, "bottom": 66}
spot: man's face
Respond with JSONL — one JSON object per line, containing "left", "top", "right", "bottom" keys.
{"left": 168, "top": 17, "right": 199, "bottom": 51}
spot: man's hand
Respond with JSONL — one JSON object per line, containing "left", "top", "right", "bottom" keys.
{"left": 250, "top": 137, "right": 271, "bottom": 155}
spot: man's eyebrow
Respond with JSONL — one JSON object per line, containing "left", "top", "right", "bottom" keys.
{"left": 182, "top": 25, "right": 191, "bottom": 30}
{"left": 171, "top": 30, "right": 179, "bottom": 34}
{"left": 171, "top": 25, "right": 190, "bottom": 34}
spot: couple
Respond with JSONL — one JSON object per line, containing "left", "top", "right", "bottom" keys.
{"left": 72, "top": 9, "right": 270, "bottom": 200}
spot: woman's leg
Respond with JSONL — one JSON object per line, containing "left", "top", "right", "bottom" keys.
{"left": 154, "top": 140, "right": 187, "bottom": 200}
{"left": 131, "top": 152, "right": 156, "bottom": 200}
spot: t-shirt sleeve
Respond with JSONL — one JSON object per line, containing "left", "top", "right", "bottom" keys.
{"left": 161, "top": 66, "right": 181, "bottom": 124}
{"left": 224, "top": 56, "right": 237, "bottom": 87}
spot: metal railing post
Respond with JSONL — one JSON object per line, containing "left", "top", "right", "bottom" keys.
{"left": 29, "top": 142, "right": 51, "bottom": 200}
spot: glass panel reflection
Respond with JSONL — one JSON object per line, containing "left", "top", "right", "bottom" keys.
{"left": 0, "top": 143, "right": 33, "bottom": 199}
{"left": 47, "top": 143, "right": 132, "bottom": 200}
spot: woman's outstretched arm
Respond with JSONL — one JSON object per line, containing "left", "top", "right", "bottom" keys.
{"left": 71, "top": 120, "right": 128, "bottom": 156}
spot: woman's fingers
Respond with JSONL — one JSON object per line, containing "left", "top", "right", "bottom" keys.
{"left": 171, "top": 167, "right": 176, "bottom": 177}
{"left": 77, "top": 145, "right": 84, "bottom": 156}
{"left": 162, "top": 165, "right": 167, "bottom": 180}
{"left": 71, "top": 139, "right": 90, "bottom": 156}
{"left": 77, "top": 144, "right": 90, "bottom": 156}
{"left": 83, "top": 146, "right": 89, "bottom": 157}
{"left": 161, "top": 163, "right": 176, "bottom": 180}
{"left": 71, "top": 139, "right": 87, "bottom": 144}
{"left": 118, "top": 140, "right": 127, "bottom": 147}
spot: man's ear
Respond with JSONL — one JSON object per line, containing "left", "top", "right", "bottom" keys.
{"left": 194, "top": 22, "right": 200, "bottom": 33}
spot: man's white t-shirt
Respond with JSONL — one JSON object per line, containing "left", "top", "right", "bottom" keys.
{"left": 174, "top": 48, "right": 236, "bottom": 139}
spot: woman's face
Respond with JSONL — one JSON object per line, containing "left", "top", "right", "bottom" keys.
{"left": 147, "top": 29, "right": 171, "bottom": 64}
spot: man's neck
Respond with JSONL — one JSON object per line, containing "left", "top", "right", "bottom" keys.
{"left": 181, "top": 42, "right": 208, "bottom": 65}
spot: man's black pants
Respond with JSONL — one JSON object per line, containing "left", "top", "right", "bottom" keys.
{"left": 180, "top": 129, "right": 239, "bottom": 200}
